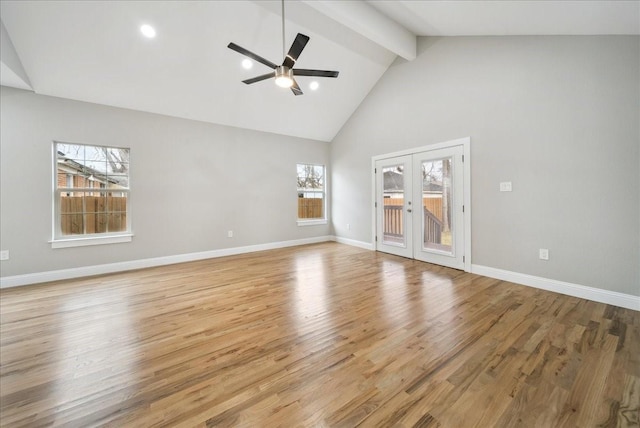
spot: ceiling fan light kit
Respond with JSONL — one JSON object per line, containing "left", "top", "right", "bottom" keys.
{"left": 227, "top": 0, "right": 339, "bottom": 96}
{"left": 274, "top": 66, "right": 294, "bottom": 88}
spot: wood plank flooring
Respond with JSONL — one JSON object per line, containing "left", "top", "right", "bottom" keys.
{"left": 1, "top": 242, "right": 638, "bottom": 427}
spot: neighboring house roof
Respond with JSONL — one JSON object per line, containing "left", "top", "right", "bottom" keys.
{"left": 57, "top": 151, "right": 118, "bottom": 185}
{"left": 383, "top": 170, "right": 443, "bottom": 193}
{"left": 423, "top": 182, "right": 443, "bottom": 192}
{"left": 383, "top": 170, "right": 403, "bottom": 192}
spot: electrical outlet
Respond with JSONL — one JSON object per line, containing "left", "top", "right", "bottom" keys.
{"left": 347, "top": 223, "right": 351, "bottom": 230}
{"left": 0, "top": 250, "right": 9, "bottom": 261}
{"left": 539, "top": 248, "right": 549, "bottom": 260}
{"left": 227, "top": 230, "right": 233, "bottom": 238}
{"left": 500, "top": 182, "right": 512, "bottom": 192}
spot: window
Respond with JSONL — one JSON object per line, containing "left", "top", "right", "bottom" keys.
{"left": 297, "top": 163, "right": 326, "bottom": 224}
{"left": 52, "top": 142, "right": 131, "bottom": 247}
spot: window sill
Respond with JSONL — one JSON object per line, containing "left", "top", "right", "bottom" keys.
{"left": 297, "top": 219, "right": 327, "bottom": 227}
{"left": 50, "top": 234, "right": 133, "bottom": 249}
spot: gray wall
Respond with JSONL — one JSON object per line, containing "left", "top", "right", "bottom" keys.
{"left": 331, "top": 36, "right": 640, "bottom": 296}
{"left": 0, "top": 87, "right": 330, "bottom": 277}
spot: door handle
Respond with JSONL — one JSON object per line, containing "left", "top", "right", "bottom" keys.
{"left": 407, "top": 209, "right": 412, "bottom": 213}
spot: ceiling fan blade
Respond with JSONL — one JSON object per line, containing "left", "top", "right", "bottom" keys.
{"left": 282, "top": 33, "right": 310, "bottom": 69}
{"left": 227, "top": 43, "right": 277, "bottom": 69}
{"left": 293, "top": 69, "right": 339, "bottom": 78}
{"left": 291, "top": 78, "right": 303, "bottom": 96}
{"left": 242, "top": 73, "right": 275, "bottom": 85}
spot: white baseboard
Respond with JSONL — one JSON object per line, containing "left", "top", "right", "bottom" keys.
{"left": 332, "top": 236, "right": 374, "bottom": 251}
{"left": 471, "top": 264, "right": 640, "bottom": 311}
{"left": 0, "top": 236, "right": 333, "bottom": 289}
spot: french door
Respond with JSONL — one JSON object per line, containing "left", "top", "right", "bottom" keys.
{"left": 375, "top": 141, "right": 468, "bottom": 270}
{"left": 375, "top": 155, "right": 414, "bottom": 258}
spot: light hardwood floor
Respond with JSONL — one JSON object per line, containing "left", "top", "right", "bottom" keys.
{"left": 1, "top": 243, "right": 638, "bottom": 427}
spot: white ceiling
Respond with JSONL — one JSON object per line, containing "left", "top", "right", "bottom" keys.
{"left": 368, "top": 1, "right": 640, "bottom": 36}
{"left": 1, "top": 1, "right": 638, "bottom": 142}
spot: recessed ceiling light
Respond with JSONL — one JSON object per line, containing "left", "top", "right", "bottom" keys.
{"left": 309, "top": 81, "right": 319, "bottom": 91}
{"left": 140, "top": 24, "right": 156, "bottom": 39}
{"left": 242, "top": 59, "right": 253, "bottom": 70}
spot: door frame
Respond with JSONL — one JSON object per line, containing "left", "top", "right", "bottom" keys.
{"left": 371, "top": 137, "right": 471, "bottom": 272}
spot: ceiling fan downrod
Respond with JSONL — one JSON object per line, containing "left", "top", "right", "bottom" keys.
{"left": 281, "top": 0, "right": 286, "bottom": 60}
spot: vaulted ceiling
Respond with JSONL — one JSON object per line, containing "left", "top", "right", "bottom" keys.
{"left": 1, "top": 1, "right": 638, "bottom": 142}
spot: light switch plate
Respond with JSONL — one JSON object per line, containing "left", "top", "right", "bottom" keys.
{"left": 500, "top": 182, "right": 512, "bottom": 192}
{"left": 0, "top": 250, "right": 9, "bottom": 261}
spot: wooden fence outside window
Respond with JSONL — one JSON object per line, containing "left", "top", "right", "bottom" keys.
{"left": 60, "top": 196, "right": 127, "bottom": 235}
{"left": 298, "top": 198, "right": 323, "bottom": 219}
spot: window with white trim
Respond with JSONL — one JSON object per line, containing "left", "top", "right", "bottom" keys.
{"left": 53, "top": 142, "right": 131, "bottom": 244}
{"left": 297, "top": 163, "right": 325, "bottom": 223}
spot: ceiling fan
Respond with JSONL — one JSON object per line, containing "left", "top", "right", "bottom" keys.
{"left": 227, "top": 0, "right": 339, "bottom": 96}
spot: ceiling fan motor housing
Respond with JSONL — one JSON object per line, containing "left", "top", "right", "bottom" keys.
{"left": 275, "top": 66, "right": 294, "bottom": 88}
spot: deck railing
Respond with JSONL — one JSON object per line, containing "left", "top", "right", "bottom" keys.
{"left": 423, "top": 207, "right": 442, "bottom": 244}
{"left": 383, "top": 205, "right": 404, "bottom": 237}
{"left": 382, "top": 205, "right": 443, "bottom": 244}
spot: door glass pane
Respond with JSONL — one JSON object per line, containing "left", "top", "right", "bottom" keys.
{"left": 382, "top": 164, "right": 405, "bottom": 245}
{"left": 422, "top": 158, "right": 453, "bottom": 253}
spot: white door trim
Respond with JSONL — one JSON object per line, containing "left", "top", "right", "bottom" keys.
{"left": 371, "top": 137, "right": 471, "bottom": 272}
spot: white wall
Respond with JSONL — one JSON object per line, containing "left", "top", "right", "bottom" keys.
{"left": 0, "top": 87, "right": 330, "bottom": 277}
{"left": 331, "top": 36, "right": 639, "bottom": 296}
